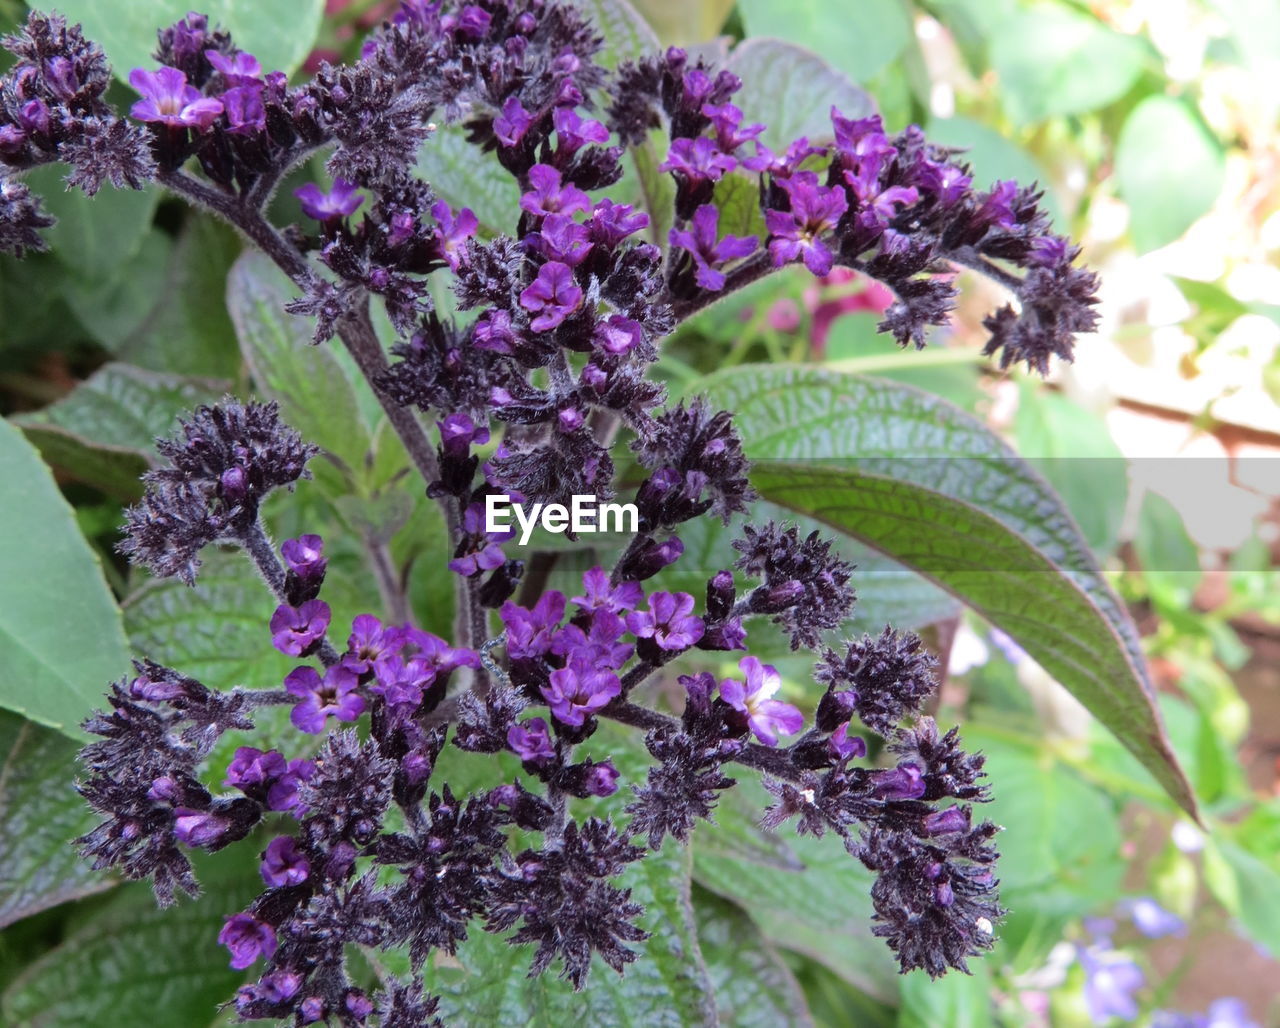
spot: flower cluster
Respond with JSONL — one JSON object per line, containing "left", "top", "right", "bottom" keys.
{"left": 3, "top": 0, "right": 1120, "bottom": 1020}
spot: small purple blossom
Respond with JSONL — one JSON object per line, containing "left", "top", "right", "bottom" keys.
{"left": 430, "top": 200, "right": 478, "bottom": 270}
{"left": 526, "top": 213, "right": 593, "bottom": 266}
{"left": 719, "top": 656, "right": 803, "bottom": 746}
{"left": 542, "top": 660, "right": 621, "bottom": 726}
{"left": 293, "top": 179, "right": 364, "bottom": 222}
{"left": 507, "top": 716, "right": 555, "bottom": 763}
{"left": 222, "top": 86, "right": 265, "bottom": 134}
{"left": 829, "top": 722, "right": 867, "bottom": 760}
{"left": 269, "top": 600, "right": 330, "bottom": 656}
{"left": 519, "top": 164, "right": 590, "bottom": 217}
{"left": 225, "top": 746, "right": 287, "bottom": 790}
{"left": 586, "top": 198, "right": 648, "bottom": 248}
{"left": 261, "top": 836, "right": 310, "bottom": 887}
{"left": 570, "top": 566, "right": 644, "bottom": 614}
{"left": 873, "top": 761, "right": 926, "bottom": 801}
{"left": 502, "top": 591, "right": 566, "bottom": 659}
{"left": 519, "top": 260, "right": 583, "bottom": 331}
{"left": 1078, "top": 944, "right": 1144, "bottom": 1025}
{"left": 284, "top": 664, "right": 365, "bottom": 734}
{"left": 266, "top": 758, "right": 315, "bottom": 814}
{"left": 370, "top": 656, "right": 427, "bottom": 708}
{"left": 582, "top": 759, "right": 620, "bottom": 797}
{"left": 553, "top": 106, "right": 609, "bottom": 152}
{"left": 129, "top": 66, "right": 223, "bottom": 129}
{"left": 625, "top": 591, "right": 705, "bottom": 651}
{"left": 551, "top": 609, "right": 634, "bottom": 669}
{"left": 449, "top": 502, "right": 509, "bottom": 576}
{"left": 219, "top": 913, "right": 277, "bottom": 970}
{"left": 494, "top": 95, "right": 534, "bottom": 146}
{"left": 659, "top": 136, "right": 735, "bottom": 184}
{"left": 702, "top": 102, "right": 764, "bottom": 153}
{"left": 173, "top": 808, "right": 228, "bottom": 848}
{"left": 669, "top": 204, "right": 758, "bottom": 291}
{"left": 205, "top": 49, "right": 262, "bottom": 86}
{"left": 593, "top": 314, "right": 643, "bottom": 354}
{"left": 282, "top": 534, "right": 326, "bottom": 580}
{"left": 766, "top": 171, "right": 849, "bottom": 276}
{"left": 473, "top": 308, "right": 519, "bottom": 353}
{"left": 1121, "top": 897, "right": 1185, "bottom": 938}
{"left": 344, "top": 614, "right": 405, "bottom": 673}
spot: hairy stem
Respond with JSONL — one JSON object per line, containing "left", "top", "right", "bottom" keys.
{"left": 367, "top": 536, "right": 411, "bottom": 627}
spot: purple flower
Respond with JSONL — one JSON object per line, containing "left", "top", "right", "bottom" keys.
{"left": 293, "top": 179, "right": 364, "bottom": 222}
{"left": 586, "top": 198, "right": 649, "bottom": 248}
{"left": 719, "top": 656, "right": 803, "bottom": 746}
{"left": 502, "top": 591, "right": 566, "bottom": 659}
{"left": 173, "top": 808, "right": 228, "bottom": 848}
{"left": 582, "top": 759, "right": 620, "bottom": 797}
{"left": 831, "top": 109, "right": 897, "bottom": 173}
{"left": 519, "top": 260, "right": 583, "bottom": 331}
{"left": 406, "top": 626, "right": 479, "bottom": 677}
{"left": 219, "top": 913, "right": 277, "bottom": 970}
{"left": 448, "top": 503, "right": 509, "bottom": 576}
{"left": 507, "top": 716, "right": 555, "bottom": 763}
{"left": 222, "top": 85, "right": 265, "bottom": 134}
{"left": 438, "top": 412, "right": 489, "bottom": 458}
{"left": 659, "top": 136, "right": 736, "bottom": 185}
{"left": 519, "top": 164, "right": 590, "bottom": 218}
{"left": 765, "top": 171, "right": 849, "bottom": 276}
{"left": 873, "top": 761, "right": 926, "bottom": 801}
{"left": 1078, "top": 945, "right": 1144, "bottom": 1025}
{"left": 344, "top": 614, "right": 406, "bottom": 673}
{"left": 494, "top": 95, "right": 534, "bottom": 146}
{"left": 450, "top": 4, "right": 492, "bottom": 38}
{"left": 526, "top": 213, "right": 593, "bottom": 266}
{"left": 829, "top": 722, "right": 867, "bottom": 760}
{"left": 702, "top": 102, "right": 764, "bottom": 153}
{"left": 592, "top": 314, "right": 643, "bottom": 355}
{"left": 282, "top": 534, "right": 326, "bottom": 580}
{"left": 225, "top": 746, "right": 287, "bottom": 790}
{"left": 1121, "top": 897, "right": 1185, "bottom": 938}
{"left": 669, "top": 204, "right": 758, "bottom": 291}
{"left": 269, "top": 600, "right": 330, "bottom": 656}
{"left": 553, "top": 106, "right": 609, "bottom": 152}
{"left": 205, "top": 49, "right": 262, "bottom": 86}
{"left": 266, "top": 758, "right": 315, "bottom": 814}
{"left": 625, "top": 591, "right": 705, "bottom": 651}
{"left": 761, "top": 136, "right": 829, "bottom": 179}
{"left": 261, "top": 836, "right": 310, "bottom": 887}
{"left": 923, "top": 805, "right": 970, "bottom": 836}
{"left": 284, "top": 664, "right": 365, "bottom": 734}
{"left": 430, "top": 200, "right": 477, "bottom": 270}
{"left": 369, "top": 656, "right": 427, "bottom": 708}
{"left": 473, "top": 308, "right": 519, "bottom": 353}
{"left": 975, "top": 179, "right": 1018, "bottom": 231}
{"left": 551, "top": 609, "right": 634, "bottom": 669}
{"left": 129, "top": 66, "right": 223, "bottom": 129}
{"left": 570, "top": 566, "right": 644, "bottom": 614}
{"left": 542, "top": 659, "right": 621, "bottom": 726}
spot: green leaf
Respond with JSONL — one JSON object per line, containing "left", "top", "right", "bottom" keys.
{"left": 726, "top": 37, "right": 874, "bottom": 152}
{"left": 422, "top": 838, "right": 717, "bottom": 1025}
{"left": 572, "top": 0, "right": 660, "bottom": 67}
{"left": 15, "top": 363, "right": 226, "bottom": 501}
{"left": 1215, "top": 841, "right": 1280, "bottom": 959}
{"left": 694, "top": 888, "right": 814, "bottom": 1027}
{"left": 226, "top": 251, "right": 372, "bottom": 491}
{"left": 23, "top": 166, "right": 158, "bottom": 283}
{"left": 897, "top": 961, "right": 993, "bottom": 1028}
{"left": 1012, "top": 384, "right": 1128, "bottom": 558}
{"left": 630, "top": 133, "right": 677, "bottom": 252}
{"left": 736, "top": 0, "right": 913, "bottom": 84}
{"left": 1134, "top": 490, "right": 1203, "bottom": 598}
{"left": 923, "top": 116, "right": 1064, "bottom": 228}
{"left": 52, "top": 0, "right": 325, "bottom": 81}
{"left": 626, "top": 0, "right": 733, "bottom": 46}
{"left": 710, "top": 172, "right": 766, "bottom": 243}
{"left": 1115, "top": 96, "right": 1226, "bottom": 253}
{"left": 0, "top": 712, "right": 113, "bottom": 929}
{"left": 988, "top": 7, "right": 1147, "bottom": 126}
{"left": 0, "top": 418, "right": 131, "bottom": 738}
{"left": 417, "top": 126, "right": 523, "bottom": 237}
{"left": 694, "top": 365, "right": 1196, "bottom": 818}
{"left": 1, "top": 852, "right": 262, "bottom": 1026}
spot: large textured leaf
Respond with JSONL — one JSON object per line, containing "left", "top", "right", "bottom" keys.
{"left": 694, "top": 888, "right": 813, "bottom": 1028}
{"left": 0, "top": 417, "right": 130, "bottom": 738}
{"left": 727, "top": 37, "right": 874, "bottom": 152}
{"left": 573, "top": 0, "right": 659, "bottom": 67}
{"left": 421, "top": 841, "right": 717, "bottom": 1025}
{"left": 1, "top": 852, "right": 262, "bottom": 1026}
{"left": 15, "top": 363, "right": 225, "bottom": 501}
{"left": 736, "top": 0, "right": 912, "bottom": 84}
{"left": 52, "top": 0, "right": 325, "bottom": 81}
{"left": 417, "top": 126, "right": 523, "bottom": 238}
{"left": 227, "top": 252, "right": 372, "bottom": 490}
{"left": 0, "top": 713, "right": 113, "bottom": 929}
{"left": 695, "top": 365, "right": 1195, "bottom": 818}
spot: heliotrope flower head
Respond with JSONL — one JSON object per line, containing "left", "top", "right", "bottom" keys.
{"left": 129, "top": 66, "right": 223, "bottom": 129}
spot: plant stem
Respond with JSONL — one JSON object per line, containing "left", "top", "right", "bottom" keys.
{"left": 240, "top": 518, "right": 341, "bottom": 667}
{"left": 366, "top": 536, "right": 411, "bottom": 627}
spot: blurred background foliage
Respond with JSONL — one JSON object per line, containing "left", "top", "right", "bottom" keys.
{"left": 1, "top": 0, "right": 1279, "bottom": 1025}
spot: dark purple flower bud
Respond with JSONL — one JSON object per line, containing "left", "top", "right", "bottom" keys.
{"left": 294, "top": 179, "right": 364, "bottom": 221}
{"left": 18, "top": 99, "right": 49, "bottom": 135}
{"left": 874, "top": 761, "right": 927, "bottom": 801}
{"left": 542, "top": 660, "right": 621, "bottom": 726}
{"left": 518, "top": 260, "right": 583, "bottom": 331}
{"left": 923, "top": 805, "right": 970, "bottom": 837}
{"left": 0, "top": 125, "right": 25, "bottom": 155}
{"left": 616, "top": 534, "right": 685, "bottom": 581}
{"left": 719, "top": 656, "right": 803, "bottom": 746}
{"left": 449, "top": 503, "right": 510, "bottom": 576}
{"left": 173, "top": 807, "right": 229, "bottom": 848}
{"left": 261, "top": 835, "right": 310, "bottom": 887}
{"left": 669, "top": 204, "right": 758, "bottom": 291}
{"left": 300, "top": 997, "right": 325, "bottom": 1024}
{"left": 507, "top": 716, "right": 555, "bottom": 763}
{"left": 345, "top": 989, "right": 375, "bottom": 1020}
{"left": 570, "top": 758, "right": 620, "bottom": 797}
{"left": 266, "top": 758, "right": 315, "bottom": 814}
{"left": 815, "top": 688, "right": 858, "bottom": 732}
{"left": 473, "top": 308, "right": 519, "bottom": 354}
{"left": 519, "top": 164, "right": 590, "bottom": 218}
{"left": 626, "top": 591, "right": 704, "bottom": 652}
{"left": 219, "top": 465, "right": 247, "bottom": 500}
{"left": 129, "top": 673, "right": 186, "bottom": 701}
{"left": 705, "top": 571, "right": 736, "bottom": 620}
{"left": 438, "top": 412, "right": 489, "bottom": 458}
{"left": 282, "top": 534, "right": 326, "bottom": 580}
{"left": 748, "top": 579, "right": 806, "bottom": 613}
{"left": 829, "top": 722, "right": 867, "bottom": 761}
{"left": 591, "top": 314, "right": 643, "bottom": 355}
{"left": 225, "top": 746, "right": 288, "bottom": 790}
{"left": 699, "top": 617, "right": 747, "bottom": 651}
{"left": 269, "top": 599, "right": 330, "bottom": 656}
{"left": 219, "top": 913, "right": 277, "bottom": 970}
{"left": 129, "top": 67, "right": 223, "bottom": 129}
{"left": 147, "top": 776, "right": 180, "bottom": 803}
{"left": 284, "top": 664, "right": 365, "bottom": 734}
